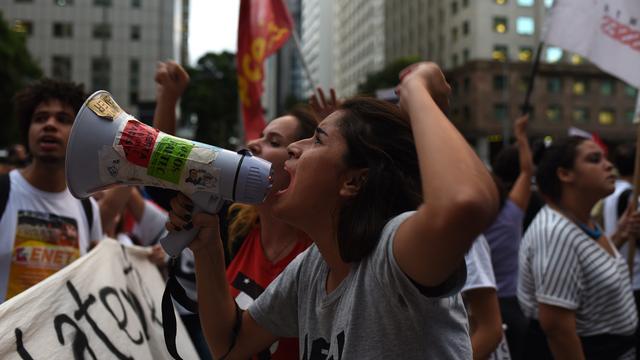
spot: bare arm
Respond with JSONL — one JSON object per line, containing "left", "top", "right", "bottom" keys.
{"left": 98, "top": 186, "right": 133, "bottom": 237}
{"left": 154, "top": 61, "right": 189, "bottom": 135}
{"left": 509, "top": 114, "right": 533, "bottom": 211}
{"left": 167, "top": 194, "right": 277, "bottom": 358}
{"left": 538, "top": 303, "right": 585, "bottom": 360}
{"left": 464, "top": 288, "right": 503, "bottom": 360}
{"left": 394, "top": 62, "right": 499, "bottom": 287}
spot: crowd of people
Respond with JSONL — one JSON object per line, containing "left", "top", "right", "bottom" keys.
{"left": 1, "top": 60, "right": 640, "bottom": 360}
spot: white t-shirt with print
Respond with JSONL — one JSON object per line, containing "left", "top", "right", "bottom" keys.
{"left": 0, "top": 170, "right": 103, "bottom": 303}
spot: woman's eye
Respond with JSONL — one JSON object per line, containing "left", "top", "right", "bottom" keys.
{"left": 270, "top": 141, "right": 280, "bottom": 147}
{"left": 314, "top": 135, "right": 322, "bottom": 144}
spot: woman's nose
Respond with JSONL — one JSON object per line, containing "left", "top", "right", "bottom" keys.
{"left": 247, "top": 140, "right": 260, "bottom": 155}
{"left": 287, "top": 141, "right": 303, "bottom": 159}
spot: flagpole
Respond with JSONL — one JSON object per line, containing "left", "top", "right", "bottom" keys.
{"left": 521, "top": 41, "right": 544, "bottom": 115}
{"left": 628, "top": 93, "right": 640, "bottom": 279}
{"left": 290, "top": 29, "right": 320, "bottom": 98}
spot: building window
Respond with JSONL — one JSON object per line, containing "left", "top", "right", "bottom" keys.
{"left": 518, "top": 47, "right": 533, "bottom": 61}
{"left": 572, "top": 108, "right": 590, "bottom": 123}
{"left": 463, "top": 21, "right": 470, "bottom": 35}
{"left": 12, "top": 20, "right": 33, "bottom": 35}
{"left": 452, "top": 27, "right": 458, "bottom": 41}
{"left": 494, "top": 104, "right": 509, "bottom": 121}
{"left": 463, "top": 0, "right": 469, "bottom": 7}
{"left": 545, "top": 47, "right": 563, "bottom": 62}
{"left": 464, "top": 77, "right": 471, "bottom": 92}
{"left": 130, "top": 25, "right": 141, "bottom": 41}
{"left": 94, "top": 0, "right": 111, "bottom": 6}
{"left": 91, "top": 58, "right": 111, "bottom": 90}
{"left": 15, "top": 0, "right": 33, "bottom": 2}
{"left": 516, "top": 17, "right": 535, "bottom": 35}
{"left": 600, "top": 79, "right": 615, "bottom": 96}
{"left": 624, "top": 85, "right": 638, "bottom": 97}
{"left": 598, "top": 109, "right": 615, "bottom": 125}
{"left": 463, "top": 106, "right": 471, "bottom": 122}
{"left": 493, "top": 17, "right": 508, "bottom": 33}
{"left": 517, "top": 0, "right": 534, "bottom": 6}
{"left": 131, "top": 0, "right": 141, "bottom": 8}
{"left": 52, "top": 56, "right": 72, "bottom": 81}
{"left": 495, "top": 0, "right": 508, "bottom": 5}
{"left": 452, "top": 54, "right": 459, "bottom": 67}
{"left": 573, "top": 78, "right": 589, "bottom": 95}
{"left": 518, "top": 76, "right": 530, "bottom": 92}
{"left": 463, "top": 48, "right": 470, "bottom": 62}
{"left": 451, "top": 1, "right": 458, "bottom": 14}
{"left": 547, "top": 77, "right": 562, "bottom": 93}
{"left": 55, "top": 0, "right": 73, "bottom": 5}
{"left": 129, "top": 58, "right": 140, "bottom": 104}
{"left": 546, "top": 105, "right": 562, "bottom": 122}
{"left": 570, "top": 54, "right": 583, "bottom": 64}
{"left": 544, "top": 0, "right": 555, "bottom": 7}
{"left": 93, "top": 24, "right": 111, "bottom": 39}
{"left": 492, "top": 45, "right": 508, "bottom": 62}
{"left": 493, "top": 75, "right": 508, "bottom": 91}
{"left": 53, "top": 22, "right": 73, "bottom": 38}
{"left": 624, "top": 110, "right": 636, "bottom": 124}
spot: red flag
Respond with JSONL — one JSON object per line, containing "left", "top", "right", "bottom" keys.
{"left": 237, "top": 0, "right": 293, "bottom": 141}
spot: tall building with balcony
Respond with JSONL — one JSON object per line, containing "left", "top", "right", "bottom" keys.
{"left": 300, "top": 0, "right": 335, "bottom": 96}
{"left": 384, "top": 0, "right": 638, "bottom": 158}
{"left": 1, "top": 0, "right": 183, "bottom": 116}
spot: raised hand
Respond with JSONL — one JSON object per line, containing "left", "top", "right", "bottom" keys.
{"left": 309, "top": 87, "right": 340, "bottom": 120}
{"left": 396, "top": 62, "right": 451, "bottom": 114}
{"left": 155, "top": 61, "right": 190, "bottom": 104}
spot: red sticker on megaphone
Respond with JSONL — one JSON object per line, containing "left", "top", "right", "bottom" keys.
{"left": 118, "top": 120, "right": 159, "bottom": 167}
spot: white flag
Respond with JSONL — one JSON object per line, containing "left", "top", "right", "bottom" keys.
{"left": 545, "top": 0, "right": 640, "bottom": 88}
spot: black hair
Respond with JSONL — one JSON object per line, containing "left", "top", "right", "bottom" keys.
{"left": 284, "top": 105, "right": 319, "bottom": 140}
{"left": 492, "top": 144, "right": 519, "bottom": 190}
{"left": 535, "top": 136, "right": 587, "bottom": 202}
{"left": 335, "top": 97, "right": 422, "bottom": 262}
{"left": 14, "top": 78, "right": 85, "bottom": 147}
{"left": 612, "top": 142, "right": 635, "bottom": 177}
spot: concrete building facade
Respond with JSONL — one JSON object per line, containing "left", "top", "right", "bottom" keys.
{"left": 1, "top": 0, "right": 183, "bottom": 115}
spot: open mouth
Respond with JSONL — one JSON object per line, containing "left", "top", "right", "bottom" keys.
{"left": 38, "top": 135, "right": 61, "bottom": 149}
{"left": 276, "top": 164, "right": 295, "bottom": 196}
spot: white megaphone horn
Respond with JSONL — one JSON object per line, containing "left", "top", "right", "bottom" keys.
{"left": 66, "top": 90, "right": 273, "bottom": 256}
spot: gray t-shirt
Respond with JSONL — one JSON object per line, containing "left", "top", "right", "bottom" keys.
{"left": 249, "top": 211, "right": 471, "bottom": 359}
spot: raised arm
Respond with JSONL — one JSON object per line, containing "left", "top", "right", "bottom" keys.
{"left": 509, "top": 114, "right": 533, "bottom": 211}
{"left": 538, "top": 303, "right": 585, "bottom": 360}
{"left": 154, "top": 61, "right": 189, "bottom": 135}
{"left": 394, "top": 62, "right": 499, "bottom": 287}
{"left": 166, "top": 194, "right": 278, "bottom": 358}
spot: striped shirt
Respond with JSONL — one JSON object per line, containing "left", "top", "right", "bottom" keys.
{"left": 517, "top": 206, "right": 638, "bottom": 337}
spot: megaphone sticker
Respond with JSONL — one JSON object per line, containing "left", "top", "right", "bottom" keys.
{"left": 99, "top": 119, "right": 222, "bottom": 195}
{"left": 87, "top": 92, "right": 124, "bottom": 121}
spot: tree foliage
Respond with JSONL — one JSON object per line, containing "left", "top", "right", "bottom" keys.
{"left": 356, "top": 56, "right": 420, "bottom": 96}
{"left": 0, "top": 12, "right": 42, "bottom": 147}
{"left": 180, "top": 52, "right": 238, "bottom": 149}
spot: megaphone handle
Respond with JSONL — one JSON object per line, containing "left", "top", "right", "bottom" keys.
{"left": 160, "top": 202, "right": 205, "bottom": 257}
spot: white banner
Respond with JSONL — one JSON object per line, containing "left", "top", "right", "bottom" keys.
{"left": 545, "top": 0, "right": 640, "bottom": 88}
{"left": 0, "top": 239, "right": 198, "bottom": 360}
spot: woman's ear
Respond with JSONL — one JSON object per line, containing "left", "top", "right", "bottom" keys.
{"left": 557, "top": 167, "right": 574, "bottom": 184}
{"left": 339, "top": 168, "right": 369, "bottom": 198}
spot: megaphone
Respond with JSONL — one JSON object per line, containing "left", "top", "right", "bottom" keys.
{"left": 66, "top": 91, "right": 273, "bottom": 256}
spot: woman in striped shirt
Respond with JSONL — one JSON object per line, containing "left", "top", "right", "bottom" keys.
{"left": 518, "top": 136, "right": 639, "bottom": 359}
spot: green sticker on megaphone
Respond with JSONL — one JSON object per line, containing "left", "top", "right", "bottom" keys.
{"left": 147, "top": 135, "right": 194, "bottom": 184}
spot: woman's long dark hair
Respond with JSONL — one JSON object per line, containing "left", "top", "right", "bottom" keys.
{"left": 336, "top": 97, "right": 422, "bottom": 262}
{"left": 535, "top": 136, "right": 587, "bottom": 203}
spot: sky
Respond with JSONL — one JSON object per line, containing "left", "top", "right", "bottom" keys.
{"left": 189, "top": 0, "right": 240, "bottom": 65}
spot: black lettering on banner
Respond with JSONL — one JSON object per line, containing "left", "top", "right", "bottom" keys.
{"left": 53, "top": 314, "right": 97, "bottom": 360}
{"left": 99, "top": 287, "right": 144, "bottom": 344}
{"left": 120, "top": 245, "right": 162, "bottom": 327}
{"left": 120, "top": 287, "right": 151, "bottom": 341}
{"left": 15, "top": 328, "right": 34, "bottom": 360}
{"left": 66, "top": 281, "right": 133, "bottom": 360}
